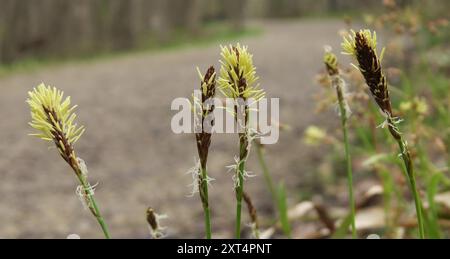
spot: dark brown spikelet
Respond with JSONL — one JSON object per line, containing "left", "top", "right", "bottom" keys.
{"left": 325, "top": 63, "right": 339, "bottom": 77}
{"left": 313, "top": 201, "right": 336, "bottom": 234}
{"left": 228, "top": 47, "right": 251, "bottom": 162}
{"left": 146, "top": 207, "right": 158, "bottom": 232}
{"left": 229, "top": 46, "right": 248, "bottom": 100}
{"left": 234, "top": 48, "right": 248, "bottom": 100}
{"left": 354, "top": 32, "right": 393, "bottom": 115}
{"left": 243, "top": 191, "right": 259, "bottom": 230}
{"left": 195, "top": 66, "right": 216, "bottom": 169}
{"left": 43, "top": 106, "right": 78, "bottom": 171}
{"left": 201, "top": 66, "right": 216, "bottom": 109}
{"left": 222, "top": 47, "right": 248, "bottom": 104}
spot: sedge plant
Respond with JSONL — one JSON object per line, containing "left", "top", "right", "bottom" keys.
{"left": 218, "top": 44, "right": 265, "bottom": 238}
{"left": 27, "top": 83, "right": 111, "bottom": 239}
{"left": 323, "top": 50, "right": 356, "bottom": 238}
{"left": 243, "top": 191, "right": 260, "bottom": 239}
{"left": 342, "top": 30, "right": 425, "bottom": 238}
{"left": 191, "top": 66, "right": 217, "bottom": 239}
{"left": 255, "top": 142, "right": 277, "bottom": 204}
{"left": 146, "top": 207, "right": 167, "bottom": 239}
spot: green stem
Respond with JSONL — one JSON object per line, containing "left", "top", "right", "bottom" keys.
{"left": 254, "top": 229, "right": 260, "bottom": 239}
{"left": 235, "top": 154, "right": 245, "bottom": 239}
{"left": 86, "top": 190, "right": 111, "bottom": 239}
{"left": 200, "top": 167, "right": 212, "bottom": 239}
{"left": 409, "top": 173, "right": 425, "bottom": 239}
{"left": 378, "top": 168, "right": 394, "bottom": 236}
{"left": 255, "top": 143, "right": 277, "bottom": 203}
{"left": 235, "top": 104, "right": 250, "bottom": 239}
{"left": 342, "top": 123, "right": 356, "bottom": 238}
{"left": 395, "top": 138, "right": 425, "bottom": 239}
{"left": 77, "top": 174, "right": 111, "bottom": 239}
{"left": 335, "top": 78, "right": 356, "bottom": 238}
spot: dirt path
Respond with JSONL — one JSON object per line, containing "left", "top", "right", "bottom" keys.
{"left": 0, "top": 20, "right": 344, "bottom": 238}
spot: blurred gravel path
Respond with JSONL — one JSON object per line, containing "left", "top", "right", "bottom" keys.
{"left": 0, "top": 20, "right": 344, "bottom": 238}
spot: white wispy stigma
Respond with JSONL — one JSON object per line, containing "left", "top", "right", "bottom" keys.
{"left": 247, "top": 127, "right": 263, "bottom": 142}
{"left": 377, "top": 111, "right": 403, "bottom": 135}
{"left": 334, "top": 101, "right": 352, "bottom": 119}
{"left": 330, "top": 77, "right": 352, "bottom": 119}
{"left": 77, "top": 157, "right": 89, "bottom": 177}
{"left": 186, "top": 159, "right": 201, "bottom": 197}
{"left": 186, "top": 159, "right": 215, "bottom": 197}
{"left": 75, "top": 182, "right": 98, "bottom": 210}
{"left": 149, "top": 213, "right": 168, "bottom": 239}
{"left": 226, "top": 156, "right": 256, "bottom": 188}
{"left": 245, "top": 127, "right": 264, "bottom": 154}
{"left": 225, "top": 128, "right": 261, "bottom": 189}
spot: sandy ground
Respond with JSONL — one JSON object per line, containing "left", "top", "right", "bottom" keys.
{"left": 0, "top": 19, "right": 345, "bottom": 238}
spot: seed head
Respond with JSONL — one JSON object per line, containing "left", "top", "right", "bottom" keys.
{"left": 198, "top": 66, "right": 216, "bottom": 103}
{"left": 194, "top": 66, "right": 217, "bottom": 169}
{"left": 27, "top": 83, "right": 84, "bottom": 164}
{"left": 146, "top": 207, "right": 167, "bottom": 239}
{"left": 323, "top": 51, "right": 339, "bottom": 76}
{"left": 218, "top": 44, "right": 264, "bottom": 101}
{"left": 323, "top": 49, "right": 352, "bottom": 119}
{"left": 342, "top": 29, "right": 379, "bottom": 58}
{"left": 342, "top": 30, "right": 392, "bottom": 115}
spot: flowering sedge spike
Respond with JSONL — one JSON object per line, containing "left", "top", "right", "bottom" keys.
{"left": 146, "top": 207, "right": 167, "bottom": 239}
{"left": 27, "top": 83, "right": 111, "bottom": 239}
{"left": 28, "top": 84, "right": 85, "bottom": 167}
{"left": 342, "top": 30, "right": 425, "bottom": 238}
{"left": 342, "top": 30, "right": 391, "bottom": 118}
{"left": 323, "top": 50, "right": 339, "bottom": 77}
{"left": 219, "top": 44, "right": 265, "bottom": 239}
{"left": 192, "top": 66, "right": 216, "bottom": 239}
{"left": 243, "top": 192, "right": 260, "bottom": 239}
{"left": 195, "top": 66, "right": 216, "bottom": 169}
{"left": 323, "top": 49, "right": 356, "bottom": 238}
{"left": 218, "top": 43, "right": 265, "bottom": 101}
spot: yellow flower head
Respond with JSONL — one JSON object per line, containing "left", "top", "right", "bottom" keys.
{"left": 303, "top": 126, "right": 327, "bottom": 146}
{"left": 399, "top": 101, "right": 413, "bottom": 112}
{"left": 218, "top": 43, "right": 265, "bottom": 101}
{"left": 400, "top": 97, "right": 429, "bottom": 115}
{"left": 323, "top": 50, "right": 339, "bottom": 76}
{"left": 27, "top": 84, "right": 84, "bottom": 155}
{"left": 342, "top": 29, "right": 379, "bottom": 58}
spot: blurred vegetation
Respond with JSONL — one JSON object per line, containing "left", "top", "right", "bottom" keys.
{"left": 0, "top": 0, "right": 248, "bottom": 64}
{"left": 0, "top": 0, "right": 400, "bottom": 66}
{"left": 309, "top": 0, "right": 449, "bottom": 238}
{"left": 0, "top": 22, "right": 261, "bottom": 77}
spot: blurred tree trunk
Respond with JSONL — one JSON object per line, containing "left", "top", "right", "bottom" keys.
{"left": 148, "top": 0, "right": 171, "bottom": 43}
{"left": 0, "top": 0, "right": 396, "bottom": 64}
{"left": 186, "top": 0, "right": 204, "bottom": 36}
{"left": 327, "top": 0, "right": 339, "bottom": 11}
{"left": 225, "top": 0, "right": 246, "bottom": 31}
{"left": 267, "top": 0, "right": 301, "bottom": 17}
{"left": 110, "top": 0, "right": 136, "bottom": 50}
{"left": 0, "top": 0, "right": 19, "bottom": 63}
